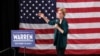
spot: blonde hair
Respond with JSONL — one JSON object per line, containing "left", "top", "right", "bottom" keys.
{"left": 57, "top": 8, "right": 66, "bottom": 16}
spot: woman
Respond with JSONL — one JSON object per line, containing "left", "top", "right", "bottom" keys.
{"left": 38, "top": 8, "right": 68, "bottom": 56}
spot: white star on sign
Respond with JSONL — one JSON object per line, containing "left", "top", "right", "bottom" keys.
{"left": 32, "top": 4, "right": 35, "bottom": 6}
{"left": 32, "top": 10, "right": 35, "bottom": 13}
{"left": 52, "top": 16, "right": 54, "bottom": 19}
{"left": 35, "top": 7, "right": 38, "bottom": 9}
{"left": 26, "top": 17, "right": 29, "bottom": 19}
{"left": 51, "top": 3, "right": 54, "bottom": 6}
{"left": 29, "top": 1, "right": 32, "bottom": 3}
{"left": 36, "top": 13, "right": 38, "bottom": 16}
{"left": 42, "top": 0, "right": 44, "bottom": 3}
{"left": 42, "top": 7, "right": 44, "bottom": 9}
{"left": 23, "top": 1, "right": 25, "bottom": 3}
{"left": 39, "top": 17, "right": 41, "bottom": 19}
{"left": 39, "top": 10, "right": 41, "bottom": 13}
{"left": 45, "top": 4, "right": 47, "bottom": 6}
{"left": 26, "top": 4, "right": 29, "bottom": 6}
{"left": 45, "top": 10, "right": 48, "bottom": 13}
{"left": 20, "top": 3, "right": 23, "bottom": 6}
{"left": 26, "top": 10, "right": 29, "bottom": 13}
{"left": 35, "top": 0, "right": 38, "bottom": 3}
{"left": 29, "top": 7, "right": 32, "bottom": 9}
{"left": 23, "top": 7, "right": 26, "bottom": 9}
{"left": 51, "top": 10, "right": 54, "bottom": 12}
{"left": 23, "top": 13, "right": 26, "bottom": 15}
{"left": 48, "top": 0, "right": 51, "bottom": 3}
{"left": 48, "top": 13, "right": 51, "bottom": 16}
{"left": 20, "top": 10, "right": 23, "bottom": 12}
{"left": 32, "top": 17, "right": 35, "bottom": 19}
{"left": 48, "top": 7, "right": 51, "bottom": 9}
{"left": 39, "top": 4, "right": 41, "bottom": 6}
{"left": 20, "top": 16, "right": 23, "bottom": 19}
{"left": 29, "top": 13, "right": 32, "bottom": 16}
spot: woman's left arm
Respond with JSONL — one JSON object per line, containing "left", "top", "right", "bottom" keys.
{"left": 55, "top": 21, "right": 68, "bottom": 34}
{"left": 55, "top": 24, "right": 64, "bottom": 34}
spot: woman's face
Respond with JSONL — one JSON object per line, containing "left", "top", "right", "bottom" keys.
{"left": 57, "top": 10, "right": 64, "bottom": 19}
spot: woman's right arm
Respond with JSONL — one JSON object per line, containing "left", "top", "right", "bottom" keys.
{"left": 38, "top": 13, "right": 50, "bottom": 23}
{"left": 38, "top": 13, "right": 55, "bottom": 25}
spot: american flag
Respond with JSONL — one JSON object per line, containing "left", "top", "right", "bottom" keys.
{"left": 19, "top": 0, "right": 100, "bottom": 54}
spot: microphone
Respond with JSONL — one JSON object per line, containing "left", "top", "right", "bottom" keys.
{"left": 55, "top": 19, "right": 59, "bottom": 24}
{"left": 55, "top": 19, "right": 59, "bottom": 31}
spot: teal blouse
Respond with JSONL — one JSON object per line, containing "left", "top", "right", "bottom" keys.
{"left": 48, "top": 18, "right": 68, "bottom": 48}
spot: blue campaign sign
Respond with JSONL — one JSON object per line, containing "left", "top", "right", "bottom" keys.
{"left": 11, "top": 30, "right": 35, "bottom": 47}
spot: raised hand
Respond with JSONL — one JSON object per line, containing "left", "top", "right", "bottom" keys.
{"left": 38, "top": 12, "right": 45, "bottom": 18}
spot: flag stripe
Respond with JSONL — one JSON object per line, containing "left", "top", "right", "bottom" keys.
{"left": 19, "top": 22, "right": 100, "bottom": 29}
{"left": 20, "top": 28, "right": 100, "bottom": 34}
{"left": 57, "top": 0, "right": 100, "bottom": 2}
{"left": 19, "top": 49, "right": 100, "bottom": 54}
{"left": 69, "top": 28, "right": 100, "bottom": 34}
{"left": 60, "top": 7, "right": 100, "bottom": 13}
{"left": 12, "top": 33, "right": 97, "bottom": 40}
{"left": 57, "top": 2, "right": 100, "bottom": 8}
{"left": 20, "top": 44, "right": 100, "bottom": 49}
{"left": 67, "top": 18, "right": 100, "bottom": 23}
{"left": 35, "top": 39, "right": 100, "bottom": 44}
{"left": 35, "top": 33, "right": 100, "bottom": 39}
{"left": 65, "top": 12, "right": 100, "bottom": 18}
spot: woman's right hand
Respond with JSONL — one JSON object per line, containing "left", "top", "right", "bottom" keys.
{"left": 38, "top": 12, "right": 50, "bottom": 23}
{"left": 38, "top": 12, "right": 45, "bottom": 18}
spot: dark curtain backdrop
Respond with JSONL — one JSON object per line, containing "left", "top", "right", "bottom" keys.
{"left": 0, "top": 0, "right": 100, "bottom": 56}
{"left": 1, "top": 0, "right": 19, "bottom": 56}
{"left": 1, "top": 0, "right": 19, "bottom": 48}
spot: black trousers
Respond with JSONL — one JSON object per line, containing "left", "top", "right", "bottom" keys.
{"left": 56, "top": 47, "right": 66, "bottom": 56}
